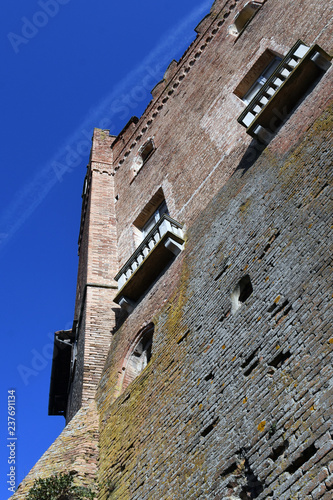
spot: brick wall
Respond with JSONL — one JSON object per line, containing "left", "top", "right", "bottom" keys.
{"left": 96, "top": 100, "right": 333, "bottom": 499}
{"left": 112, "top": 0, "right": 333, "bottom": 270}
{"left": 12, "top": 402, "right": 99, "bottom": 499}
{"left": 14, "top": 0, "right": 333, "bottom": 497}
{"left": 95, "top": 0, "right": 333, "bottom": 496}
{"left": 67, "top": 129, "right": 120, "bottom": 421}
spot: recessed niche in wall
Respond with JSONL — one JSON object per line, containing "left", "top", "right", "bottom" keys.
{"left": 120, "top": 323, "right": 154, "bottom": 394}
{"left": 231, "top": 274, "right": 253, "bottom": 313}
{"left": 228, "top": 1, "right": 262, "bottom": 37}
{"left": 131, "top": 138, "right": 155, "bottom": 177}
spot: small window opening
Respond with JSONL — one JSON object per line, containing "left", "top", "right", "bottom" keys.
{"left": 133, "top": 188, "right": 169, "bottom": 244}
{"left": 231, "top": 275, "right": 253, "bottom": 313}
{"left": 234, "top": 49, "right": 283, "bottom": 103}
{"left": 70, "top": 341, "right": 77, "bottom": 381}
{"left": 132, "top": 138, "right": 155, "bottom": 176}
{"left": 242, "top": 57, "right": 282, "bottom": 104}
{"left": 82, "top": 175, "right": 88, "bottom": 196}
{"left": 228, "top": 1, "right": 262, "bottom": 36}
{"left": 121, "top": 324, "right": 154, "bottom": 393}
{"left": 140, "top": 139, "right": 154, "bottom": 163}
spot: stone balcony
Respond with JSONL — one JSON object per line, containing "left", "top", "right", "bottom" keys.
{"left": 114, "top": 214, "right": 185, "bottom": 311}
{"left": 237, "top": 40, "right": 331, "bottom": 143}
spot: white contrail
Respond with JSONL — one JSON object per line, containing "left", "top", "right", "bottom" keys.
{"left": 0, "top": 1, "right": 211, "bottom": 251}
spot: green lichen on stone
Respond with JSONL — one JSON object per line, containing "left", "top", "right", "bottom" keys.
{"left": 239, "top": 197, "right": 252, "bottom": 213}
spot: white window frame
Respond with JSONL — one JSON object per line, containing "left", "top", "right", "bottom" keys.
{"left": 242, "top": 56, "right": 282, "bottom": 104}
{"left": 141, "top": 201, "right": 168, "bottom": 239}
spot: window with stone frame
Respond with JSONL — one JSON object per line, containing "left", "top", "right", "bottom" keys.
{"left": 121, "top": 324, "right": 154, "bottom": 393}
{"left": 228, "top": 1, "right": 262, "bottom": 37}
{"left": 132, "top": 138, "right": 155, "bottom": 176}
{"left": 141, "top": 200, "right": 169, "bottom": 239}
{"left": 242, "top": 56, "right": 282, "bottom": 104}
{"left": 234, "top": 48, "right": 283, "bottom": 103}
{"left": 236, "top": 41, "right": 331, "bottom": 142}
{"left": 132, "top": 187, "right": 168, "bottom": 245}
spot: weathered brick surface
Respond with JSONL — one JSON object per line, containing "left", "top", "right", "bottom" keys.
{"left": 112, "top": 0, "right": 333, "bottom": 270}
{"left": 11, "top": 401, "right": 99, "bottom": 499}
{"left": 14, "top": 0, "right": 333, "bottom": 498}
{"left": 67, "top": 128, "right": 120, "bottom": 422}
{"left": 96, "top": 102, "right": 333, "bottom": 499}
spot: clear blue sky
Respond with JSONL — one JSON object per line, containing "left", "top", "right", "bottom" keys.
{"left": 0, "top": 0, "right": 211, "bottom": 497}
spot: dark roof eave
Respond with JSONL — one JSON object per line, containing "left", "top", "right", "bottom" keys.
{"left": 48, "top": 330, "right": 73, "bottom": 416}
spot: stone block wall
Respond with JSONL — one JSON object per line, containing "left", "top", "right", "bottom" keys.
{"left": 96, "top": 101, "right": 333, "bottom": 499}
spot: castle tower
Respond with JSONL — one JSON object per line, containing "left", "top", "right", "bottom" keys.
{"left": 12, "top": 0, "right": 333, "bottom": 497}
{"left": 49, "top": 128, "right": 119, "bottom": 423}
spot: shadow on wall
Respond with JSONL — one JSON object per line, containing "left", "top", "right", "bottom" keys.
{"left": 235, "top": 138, "right": 266, "bottom": 177}
{"left": 112, "top": 307, "right": 128, "bottom": 334}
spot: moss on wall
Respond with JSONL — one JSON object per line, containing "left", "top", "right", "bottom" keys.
{"left": 96, "top": 99, "right": 333, "bottom": 499}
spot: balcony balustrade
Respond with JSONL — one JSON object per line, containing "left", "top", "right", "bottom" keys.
{"left": 238, "top": 40, "right": 331, "bottom": 143}
{"left": 114, "top": 214, "right": 185, "bottom": 311}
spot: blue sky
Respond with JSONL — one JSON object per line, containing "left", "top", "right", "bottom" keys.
{"left": 1, "top": 0, "right": 211, "bottom": 497}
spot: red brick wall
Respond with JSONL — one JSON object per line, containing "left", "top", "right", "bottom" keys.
{"left": 112, "top": 0, "right": 332, "bottom": 269}
{"left": 67, "top": 129, "right": 120, "bottom": 421}
{"left": 97, "top": 99, "right": 333, "bottom": 500}
{"left": 14, "top": 0, "right": 333, "bottom": 497}
{"left": 94, "top": 0, "right": 333, "bottom": 497}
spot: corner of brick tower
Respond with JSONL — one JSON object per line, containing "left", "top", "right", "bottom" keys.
{"left": 66, "top": 128, "right": 119, "bottom": 423}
